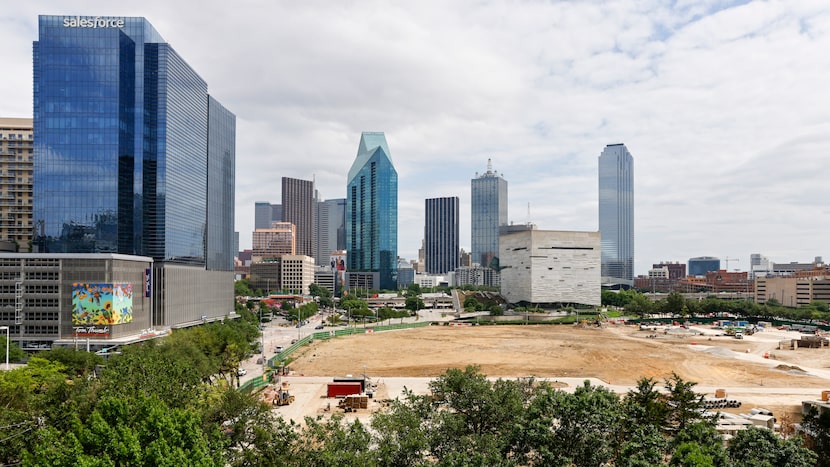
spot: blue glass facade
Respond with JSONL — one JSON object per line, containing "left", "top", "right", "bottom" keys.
{"left": 207, "top": 96, "right": 236, "bottom": 271}
{"left": 688, "top": 257, "right": 720, "bottom": 277}
{"left": 33, "top": 16, "right": 234, "bottom": 268}
{"left": 425, "top": 197, "right": 459, "bottom": 274}
{"left": 598, "top": 143, "right": 634, "bottom": 283}
{"left": 471, "top": 160, "right": 507, "bottom": 268}
{"left": 346, "top": 132, "right": 397, "bottom": 290}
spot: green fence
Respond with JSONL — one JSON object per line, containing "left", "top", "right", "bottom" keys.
{"left": 238, "top": 320, "right": 432, "bottom": 393}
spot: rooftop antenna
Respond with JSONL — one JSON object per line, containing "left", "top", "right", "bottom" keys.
{"left": 487, "top": 158, "right": 493, "bottom": 174}
{"left": 527, "top": 202, "right": 531, "bottom": 224}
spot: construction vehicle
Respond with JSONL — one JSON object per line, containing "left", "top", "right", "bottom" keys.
{"left": 270, "top": 381, "right": 295, "bottom": 406}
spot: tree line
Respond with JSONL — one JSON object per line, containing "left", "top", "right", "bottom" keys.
{"left": 4, "top": 322, "right": 830, "bottom": 466}
{"left": 603, "top": 290, "right": 830, "bottom": 323}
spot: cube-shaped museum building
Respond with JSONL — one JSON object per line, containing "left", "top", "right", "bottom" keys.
{"left": 499, "top": 230, "right": 601, "bottom": 306}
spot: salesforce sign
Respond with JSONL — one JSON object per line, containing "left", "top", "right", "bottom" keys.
{"left": 63, "top": 16, "right": 125, "bottom": 28}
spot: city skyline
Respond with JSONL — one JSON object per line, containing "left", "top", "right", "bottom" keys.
{"left": 2, "top": 3, "right": 829, "bottom": 274}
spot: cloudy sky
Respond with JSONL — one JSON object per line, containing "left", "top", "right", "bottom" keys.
{"left": 2, "top": 1, "right": 829, "bottom": 274}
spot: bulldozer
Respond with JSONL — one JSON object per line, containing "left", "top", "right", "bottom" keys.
{"left": 273, "top": 381, "right": 295, "bottom": 406}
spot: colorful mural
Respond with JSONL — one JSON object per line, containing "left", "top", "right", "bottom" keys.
{"left": 72, "top": 283, "right": 134, "bottom": 325}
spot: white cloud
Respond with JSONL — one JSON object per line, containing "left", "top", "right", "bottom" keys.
{"left": 2, "top": 0, "right": 829, "bottom": 274}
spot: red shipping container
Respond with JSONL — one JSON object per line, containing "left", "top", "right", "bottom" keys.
{"left": 327, "top": 382, "right": 362, "bottom": 398}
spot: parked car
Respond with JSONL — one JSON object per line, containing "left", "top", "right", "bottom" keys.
{"left": 237, "top": 368, "right": 247, "bottom": 376}
{"left": 315, "top": 325, "right": 324, "bottom": 330}
{"left": 275, "top": 346, "right": 283, "bottom": 353}
{"left": 291, "top": 339, "right": 298, "bottom": 344}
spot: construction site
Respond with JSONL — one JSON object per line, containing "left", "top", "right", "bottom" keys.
{"left": 258, "top": 321, "right": 830, "bottom": 435}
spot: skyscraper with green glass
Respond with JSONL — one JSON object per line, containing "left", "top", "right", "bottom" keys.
{"left": 346, "top": 132, "right": 397, "bottom": 290}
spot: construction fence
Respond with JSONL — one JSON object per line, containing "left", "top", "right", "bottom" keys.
{"left": 239, "top": 320, "right": 431, "bottom": 392}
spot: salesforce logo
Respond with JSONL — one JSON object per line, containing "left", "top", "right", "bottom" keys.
{"left": 63, "top": 16, "right": 125, "bottom": 28}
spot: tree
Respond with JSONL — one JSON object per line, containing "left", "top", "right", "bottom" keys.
{"left": 463, "top": 297, "right": 481, "bottom": 311}
{"left": 800, "top": 405, "right": 830, "bottom": 466}
{"left": 670, "top": 421, "right": 728, "bottom": 466}
{"left": 728, "top": 426, "right": 815, "bottom": 466}
{"left": 0, "top": 335, "right": 27, "bottom": 363}
{"left": 428, "top": 366, "right": 531, "bottom": 463}
{"left": 519, "top": 380, "right": 623, "bottom": 466}
{"left": 405, "top": 296, "right": 425, "bottom": 313}
{"left": 38, "top": 347, "right": 104, "bottom": 378}
{"left": 309, "top": 283, "right": 334, "bottom": 309}
{"left": 371, "top": 389, "right": 433, "bottom": 466}
{"left": 664, "top": 373, "right": 707, "bottom": 434}
{"left": 291, "top": 415, "right": 373, "bottom": 466}
{"left": 664, "top": 291, "right": 686, "bottom": 316}
{"left": 234, "top": 278, "right": 254, "bottom": 297}
{"left": 624, "top": 293, "right": 653, "bottom": 318}
{"left": 624, "top": 377, "right": 669, "bottom": 431}
{"left": 405, "top": 283, "right": 422, "bottom": 297}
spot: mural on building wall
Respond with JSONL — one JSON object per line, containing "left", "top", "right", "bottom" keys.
{"left": 72, "top": 283, "right": 134, "bottom": 325}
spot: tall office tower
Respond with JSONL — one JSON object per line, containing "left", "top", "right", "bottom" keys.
{"left": 206, "top": 96, "right": 236, "bottom": 271}
{"left": 282, "top": 177, "right": 315, "bottom": 258}
{"left": 0, "top": 118, "right": 33, "bottom": 251}
{"left": 425, "top": 197, "right": 460, "bottom": 274}
{"left": 598, "top": 143, "right": 634, "bottom": 286}
{"left": 33, "top": 15, "right": 235, "bottom": 322}
{"left": 471, "top": 159, "right": 507, "bottom": 268}
{"left": 316, "top": 198, "right": 346, "bottom": 267}
{"left": 346, "top": 132, "right": 397, "bottom": 290}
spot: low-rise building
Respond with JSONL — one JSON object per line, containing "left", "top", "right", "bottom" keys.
{"left": 499, "top": 229, "right": 600, "bottom": 306}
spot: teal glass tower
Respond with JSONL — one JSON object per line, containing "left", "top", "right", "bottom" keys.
{"left": 346, "top": 132, "right": 397, "bottom": 290}
{"left": 598, "top": 143, "right": 634, "bottom": 286}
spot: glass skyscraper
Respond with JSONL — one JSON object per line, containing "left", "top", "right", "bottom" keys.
{"left": 33, "top": 15, "right": 235, "bottom": 270}
{"left": 598, "top": 143, "right": 634, "bottom": 285}
{"left": 471, "top": 159, "right": 507, "bottom": 268}
{"left": 425, "top": 197, "right": 459, "bottom": 274}
{"left": 316, "top": 198, "right": 346, "bottom": 267}
{"left": 346, "top": 132, "right": 397, "bottom": 290}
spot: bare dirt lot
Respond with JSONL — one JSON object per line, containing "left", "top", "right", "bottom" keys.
{"left": 281, "top": 323, "right": 830, "bottom": 420}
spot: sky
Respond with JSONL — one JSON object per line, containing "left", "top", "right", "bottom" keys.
{"left": 2, "top": 1, "right": 829, "bottom": 275}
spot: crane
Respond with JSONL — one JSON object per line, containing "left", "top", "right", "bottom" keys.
{"left": 723, "top": 257, "right": 740, "bottom": 271}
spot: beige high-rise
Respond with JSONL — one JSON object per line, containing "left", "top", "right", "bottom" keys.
{"left": 0, "top": 118, "right": 33, "bottom": 252}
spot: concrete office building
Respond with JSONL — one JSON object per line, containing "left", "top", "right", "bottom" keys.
{"left": 598, "top": 144, "right": 634, "bottom": 288}
{"left": 0, "top": 118, "right": 34, "bottom": 252}
{"left": 454, "top": 265, "right": 501, "bottom": 288}
{"left": 346, "top": 132, "right": 397, "bottom": 290}
{"left": 499, "top": 229, "right": 601, "bottom": 306}
{"left": 471, "top": 159, "right": 507, "bottom": 269}
{"left": 280, "top": 255, "right": 315, "bottom": 295}
{"left": 282, "top": 177, "right": 315, "bottom": 259}
{"left": 424, "top": 197, "right": 459, "bottom": 274}
{"left": 0, "top": 254, "right": 153, "bottom": 349}
{"left": 316, "top": 198, "right": 346, "bottom": 267}
{"left": 13, "top": 15, "right": 236, "bottom": 347}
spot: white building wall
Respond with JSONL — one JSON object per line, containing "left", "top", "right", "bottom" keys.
{"left": 281, "top": 255, "right": 315, "bottom": 295}
{"left": 500, "top": 230, "right": 601, "bottom": 306}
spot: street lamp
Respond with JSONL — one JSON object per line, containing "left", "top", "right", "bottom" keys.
{"left": 0, "top": 326, "right": 9, "bottom": 370}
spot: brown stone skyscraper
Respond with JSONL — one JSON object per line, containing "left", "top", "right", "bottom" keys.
{"left": 281, "top": 177, "right": 315, "bottom": 258}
